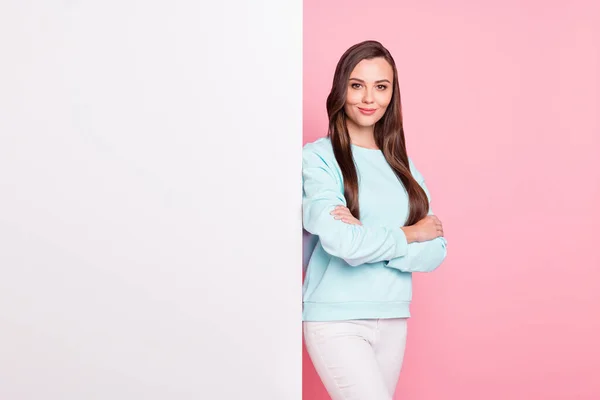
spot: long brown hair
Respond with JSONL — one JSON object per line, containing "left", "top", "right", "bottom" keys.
{"left": 326, "top": 40, "right": 428, "bottom": 226}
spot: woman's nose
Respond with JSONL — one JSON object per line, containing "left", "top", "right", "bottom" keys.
{"left": 362, "top": 88, "right": 374, "bottom": 104}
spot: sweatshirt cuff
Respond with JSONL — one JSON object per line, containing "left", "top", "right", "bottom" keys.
{"left": 391, "top": 227, "right": 409, "bottom": 258}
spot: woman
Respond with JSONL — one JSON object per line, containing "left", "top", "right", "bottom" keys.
{"left": 302, "top": 40, "right": 448, "bottom": 400}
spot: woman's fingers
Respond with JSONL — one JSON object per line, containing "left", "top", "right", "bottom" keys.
{"left": 339, "top": 215, "right": 361, "bottom": 224}
{"left": 330, "top": 206, "right": 352, "bottom": 219}
{"left": 331, "top": 206, "right": 349, "bottom": 212}
{"left": 332, "top": 212, "right": 352, "bottom": 220}
{"left": 329, "top": 206, "right": 361, "bottom": 225}
{"left": 429, "top": 215, "right": 443, "bottom": 229}
{"left": 331, "top": 209, "right": 352, "bottom": 216}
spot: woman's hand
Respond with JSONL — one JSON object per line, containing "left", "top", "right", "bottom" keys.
{"left": 331, "top": 206, "right": 443, "bottom": 243}
{"left": 402, "top": 215, "right": 444, "bottom": 243}
{"left": 330, "top": 206, "right": 362, "bottom": 226}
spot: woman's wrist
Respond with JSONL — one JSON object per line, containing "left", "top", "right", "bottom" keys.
{"left": 401, "top": 226, "right": 419, "bottom": 243}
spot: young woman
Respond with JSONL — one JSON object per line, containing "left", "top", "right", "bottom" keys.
{"left": 302, "top": 40, "right": 448, "bottom": 400}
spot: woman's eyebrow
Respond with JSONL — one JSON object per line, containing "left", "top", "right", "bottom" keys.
{"left": 349, "top": 78, "right": 392, "bottom": 84}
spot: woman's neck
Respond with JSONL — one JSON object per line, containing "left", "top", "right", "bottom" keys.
{"left": 347, "top": 121, "right": 378, "bottom": 150}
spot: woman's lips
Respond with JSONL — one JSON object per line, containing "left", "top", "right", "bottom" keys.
{"left": 358, "top": 107, "right": 377, "bottom": 115}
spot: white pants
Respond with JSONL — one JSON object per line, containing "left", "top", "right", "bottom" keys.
{"left": 303, "top": 318, "right": 408, "bottom": 400}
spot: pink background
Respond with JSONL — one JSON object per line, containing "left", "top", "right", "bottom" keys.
{"left": 303, "top": 1, "right": 600, "bottom": 399}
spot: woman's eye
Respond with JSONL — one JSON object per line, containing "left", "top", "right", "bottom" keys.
{"left": 377, "top": 85, "right": 388, "bottom": 90}
{"left": 351, "top": 83, "right": 362, "bottom": 89}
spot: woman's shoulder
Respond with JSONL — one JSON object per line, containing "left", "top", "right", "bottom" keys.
{"left": 303, "top": 136, "right": 333, "bottom": 154}
{"left": 302, "top": 136, "right": 342, "bottom": 177}
{"left": 302, "top": 137, "right": 335, "bottom": 163}
{"left": 407, "top": 156, "right": 425, "bottom": 183}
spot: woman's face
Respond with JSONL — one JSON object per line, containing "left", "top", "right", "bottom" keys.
{"left": 344, "top": 57, "right": 394, "bottom": 130}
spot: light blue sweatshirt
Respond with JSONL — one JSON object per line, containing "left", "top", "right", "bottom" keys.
{"left": 302, "top": 137, "right": 447, "bottom": 321}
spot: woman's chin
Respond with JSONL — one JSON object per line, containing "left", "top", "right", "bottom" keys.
{"left": 352, "top": 115, "right": 382, "bottom": 128}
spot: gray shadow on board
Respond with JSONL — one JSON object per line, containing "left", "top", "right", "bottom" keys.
{"left": 302, "top": 229, "right": 318, "bottom": 275}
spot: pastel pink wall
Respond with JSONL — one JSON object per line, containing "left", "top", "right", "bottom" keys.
{"left": 303, "top": 1, "right": 600, "bottom": 399}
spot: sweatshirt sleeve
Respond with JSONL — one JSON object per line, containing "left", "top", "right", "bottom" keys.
{"left": 302, "top": 145, "right": 409, "bottom": 267}
{"left": 384, "top": 160, "right": 447, "bottom": 273}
